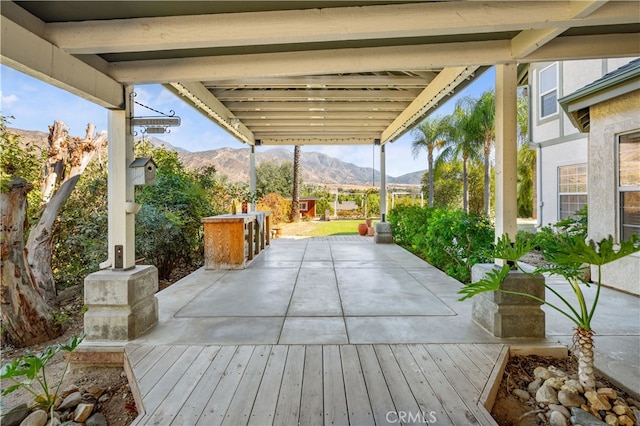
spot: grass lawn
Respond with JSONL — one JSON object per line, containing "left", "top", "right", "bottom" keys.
{"left": 279, "top": 219, "right": 373, "bottom": 237}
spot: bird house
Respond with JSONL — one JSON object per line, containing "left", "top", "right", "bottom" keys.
{"left": 129, "top": 157, "right": 157, "bottom": 186}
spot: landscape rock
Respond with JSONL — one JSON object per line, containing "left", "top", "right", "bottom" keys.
{"left": 549, "top": 404, "right": 571, "bottom": 419}
{"left": 559, "top": 390, "right": 587, "bottom": 407}
{"left": 546, "top": 377, "right": 567, "bottom": 390}
{"left": 73, "top": 403, "right": 95, "bottom": 423}
{"left": 86, "top": 385, "right": 105, "bottom": 400}
{"left": 45, "top": 418, "right": 61, "bottom": 426}
{"left": 3, "top": 403, "right": 29, "bottom": 426}
{"left": 86, "top": 413, "right": 108, "bottom": 426}
{"left": 534, "top": 366, "right": 553, "bottom": 380}
{"left": 613, "top": 403, "right": 633, "bottom": 416}
{"left": 618, "top": 415, "right": 634, "bottom": 426}
{"left": 563, "top": 379, "right": 585, "bottom": 394}
{"left": 604, "top": 413, "right": 620, "bottom": 426}
{"left": 528, "top": 377, "right": 543, "bottom": 395}
{"left": 570, "top": 407, "right": 607, "bottom": 426}
{"left": 59, "top": 385, "right": 80, "bottom": 398}
{"left": 598, "top": 388, "right": 617, "bottom": 400}
{"left": 537, "top": 383, "right": 559, "bottom": 404}
{"left": 586, "top": 390, "right": 613, "bottom": 411}
{"left": 549, "top": 366, "right": 569, "bottom": 377}
{"left": 98, "top": 393, "right": 111, "bottom": 403}
{"left": 58, "top": 391, "right": 82, "bottom": 411}
{"left": 20, "top": 410, "right": 48, "bottom": 426}
{"left": 513, "top": 388, "right": 532, "bottom": 402}
{"left": 550, "top": 409, "right": 569, "bottom": 426}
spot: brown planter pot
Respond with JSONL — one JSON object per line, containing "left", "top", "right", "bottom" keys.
{"left": 357, "top": 223, "right": 368, "bottom": 236}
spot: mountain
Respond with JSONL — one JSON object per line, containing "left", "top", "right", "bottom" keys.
{"left": 7, "top": 128, "right": 424, "bottom": 186}
{"left": 179, "top": 147, "right": 424, "bottom": 186}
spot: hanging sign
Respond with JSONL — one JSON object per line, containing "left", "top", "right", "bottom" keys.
{"left": 131, "top": 117, "right": 181, "bottom": 127}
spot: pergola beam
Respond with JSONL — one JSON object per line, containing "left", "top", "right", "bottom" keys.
{"left": 205, "top": 75, "right": 435, "bottom": 88}
{"left": 223, "top": 101, "right": 408, "bottom": 112}
{"left": 234, "top": 111, "right": 399, "bottom": 120}
{"left": 255, "top": 136, "right": 380, "bottom": 146}
{"left": 211, "top": 89, "right": 421, "bottom": 102}
{"left": 45, "top": 1, "right": 634, "bottom": 54}
{"left": 0, "top": 15, "right": 123, "bottom": 109}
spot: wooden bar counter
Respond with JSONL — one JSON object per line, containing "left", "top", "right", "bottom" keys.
{"left": 202, "top": 211, "right": 271, "bottom": 269}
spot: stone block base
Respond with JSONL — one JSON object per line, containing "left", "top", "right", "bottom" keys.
{"left": 471, "top": 264, "right": 546, "bottom": 338}
{"left": 374, "top": 222, "right": 393, "bottom": 244}
{"left": 84, "top": 265, "right": 158, "bottom": 342}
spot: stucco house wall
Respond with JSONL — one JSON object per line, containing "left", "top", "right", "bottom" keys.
{"left": 587, "top": 90, "right": 640, "bottom": 295}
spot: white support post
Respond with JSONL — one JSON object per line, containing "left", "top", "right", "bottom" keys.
{"left": 495, "top": 64, "right": 519, "bottom": 243}
{"left": 380, "top": 143, "right": 387, "bottom": 221}
{"left": 107, "top": 86, "right": 136, "bottom": 270}
{"left": 249, "top": 144, "right": 257, "bottom": 210}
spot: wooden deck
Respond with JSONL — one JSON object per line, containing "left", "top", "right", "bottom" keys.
{"left": 127, "top": 344, "right": 505, "bottom": 425}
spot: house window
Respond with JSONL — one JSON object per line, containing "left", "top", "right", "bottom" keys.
{"left": 539, "top": 63, "right": 558, "bottom": 119}
{"left": 299, "top": 201, "right": 308, "bottom": 211}
{"left": 619, "top": 132, "right": 640, "bottom": 241}
{"left": 558, "top": 163, "right": 587, "bottom": 220}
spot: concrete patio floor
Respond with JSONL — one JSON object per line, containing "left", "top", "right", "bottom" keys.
{"left": 130, "top": 236, "right": 639, "bottom": 396}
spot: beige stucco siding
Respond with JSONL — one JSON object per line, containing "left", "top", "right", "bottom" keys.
{"left": 588, "top": 89, "right": 640, "bottom": 295}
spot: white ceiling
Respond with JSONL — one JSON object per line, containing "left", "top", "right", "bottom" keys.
{"left": 2, "top": 1, "right": 639, "bottom": 146}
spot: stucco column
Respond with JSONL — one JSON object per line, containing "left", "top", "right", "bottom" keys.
{"left": 106, "top": 85, "right": 135, "bottom": 270}
{"left": 250, "top": 144, "right": 256, "bottom": 210}
{"left": 380, "top": 143, "right": 387, "bottom": 221}
{"left": 494, "top": 64, "right": 518, "bottom": 242}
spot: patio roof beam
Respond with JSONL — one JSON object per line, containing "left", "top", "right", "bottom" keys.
{"left": 223, "top": 101, "right": 408, "bottom": 112}
{"left": 234, "top": 111, "right": 399, "bottom": 120}
{"left": 511, "top": 0, "right": 609, "bottom": 58}
{"left": 0, "top": 15, "right": 123, "bottom": 109}
{"left": 205, "top": 75, "right": 435, "bottom": 89}
{"left": 242, "top": 120, "right": 390, "bottom": 128}
{"left": 165, "top": 81, "right": 254, "bottom": 144}
{"left": 108, "top": 32, "right": 640, "bottom": 84}
{"left": 44, "top": 1, "right": 635, "bottom": 55}
{"left": 255, "top": 136, "right": 379, "bottom": 146}
{"left": 211, "top": 89, "right": 422, "bottom": 102}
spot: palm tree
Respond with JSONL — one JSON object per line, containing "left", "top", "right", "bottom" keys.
{"left": 439, "top": 105, "right": 483, "bottom": 213}
{"left": 290, "top": 145, "right": 301, "bottom": 222}
{"left": 464, "top": 91, "right": 495, "bottom": 216}
{"left": 410, "top": 117, "right": 448, "bottom": 207}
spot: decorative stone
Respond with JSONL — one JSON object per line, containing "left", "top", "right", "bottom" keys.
{"left": 528, "top": 378, "right": 543, "bottom": 395}
{"left": 45, "top": 418, "right": 61, "bottom": 426}
{"left": 20, "top": 410, "right": 48, "bottom": 426}
{"left": 598, "top": 388, "right": 617, "bottom": 400}
{"left": 549, "top": 366, "right": 569, "bottom": 377}
{"left": 59, "top": 385, "right": 80, "bottom": 399}
{"left": 73, "top": 403, "right": 95, "bottom": 423}
{"left": 586, "top": 390, "right": 612, "bottom": 411}
{"left": 536, "top": 383, "right": 559, "bottom": 404}
{"left": 563, "top": 379, "right": 585, "bottom": 394}
{"left": 546, "top": 377, "right": 567, "bottom": 390}
{"left": 550, "top": 409, "right": 569, "bottom": 426}
{"left": 549, "top": 404, "right": 571, "bottom": 419}
{"left": 534, "top": 367, "right": 553, "bottom": 380}
{"left": 617, "top": 415, "right": 634, "bottom": 426}
{"left": 612, "top": 403, "right": 632, "bottom": 416}
{"left": 86, "top": 385, "right": 105, "bottom": 400}
{"left": 559, "top": 390, "right": 587, "bottom": 407}
{"left": 513, "top": 388, "right": 531, "bottom": 401}
{"left": 604, "top": 414, "right": 619, "bottom": 426}
{"left": 86, "top": 413, "right": 108, "bottom": 426}
{"left": 3, "top": 403, "right": 29, "bottom": 426}
{"left": 570, "top": 407, "right": 607, "bottom": 426}
{"left": 58, "top": 391, "right": 82, "bottom": 411}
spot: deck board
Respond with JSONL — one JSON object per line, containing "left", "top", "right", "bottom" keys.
{"left": 130, "top": 344, "right": 503, "bottom": 426}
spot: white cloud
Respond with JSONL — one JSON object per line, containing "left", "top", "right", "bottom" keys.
{"left": 1, "top": 92, "right": 19, "bottom": 108}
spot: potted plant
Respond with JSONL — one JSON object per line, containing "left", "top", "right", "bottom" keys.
{"left": 459, "top": 232, "right": 639, "bottom": 391}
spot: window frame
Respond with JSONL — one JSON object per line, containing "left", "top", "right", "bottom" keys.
{"left": 299, "top": 201, "right": 308, "bottom": 211}
{"left": 557, "top": 163, "right": 588, "bottom": 221}
{"left": 538, "top": 62, "right": 559, "bottom": 121}
{"left": 617, "top": 131, "right": 640, "bottom": 241}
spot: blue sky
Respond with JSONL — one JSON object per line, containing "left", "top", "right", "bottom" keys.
{"left": 1, "top": 64, "right": 494, "bottom": 177}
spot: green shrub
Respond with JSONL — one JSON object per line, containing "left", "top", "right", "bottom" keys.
{"left": 422, "top": 210, "right": 494, "bottom": 282}
{"left": 387, "top": 205, "right": 433, "bottom": 248}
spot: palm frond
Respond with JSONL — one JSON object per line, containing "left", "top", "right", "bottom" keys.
{"left": 458, "top": 264, "right": 510, "bottom": 301}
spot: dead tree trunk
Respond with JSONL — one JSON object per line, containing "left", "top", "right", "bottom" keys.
{"left": 1, "top": 179, "right": 62, "bottom": 347}
{"left": 26, "top": 122, "right": 108, "bottom": 307}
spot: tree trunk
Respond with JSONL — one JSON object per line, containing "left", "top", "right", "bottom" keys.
{"left": 1, "top": 179, "right": 63, "bottom": 347}
{"left": 26, "top": 123, "right": 107, "bottom": 307}
{"left": 427, "top": 150, "right": 434, "bottom": 208}
{"left": 462, "top": 156, "right": 469, "bottom": 213}
{"left": 290, "top": 145, "right": 301, "bottom": 222}
{"left": 577, "top": 327, "right": 596, "bottom": 391}
{"left": 483, "top": 150, "right": 491, "bottom": 216}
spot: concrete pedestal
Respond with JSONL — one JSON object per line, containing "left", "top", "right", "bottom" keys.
{"left": 471, "top": 264, "right": 545, "bottom": 338}
{"left": 84, "top": 265, "right": 158, "bottom": 342}
{"left": 374, "top": 222, "right": 393, "bottom": 244}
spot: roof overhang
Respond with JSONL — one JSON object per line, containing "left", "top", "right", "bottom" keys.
{"left": 2, "top": 1, "right": 639, "bottom": 146}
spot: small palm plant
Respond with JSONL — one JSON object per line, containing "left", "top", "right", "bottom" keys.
{"left": 459, "top": 233, "right": 639, "bottom": 391}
